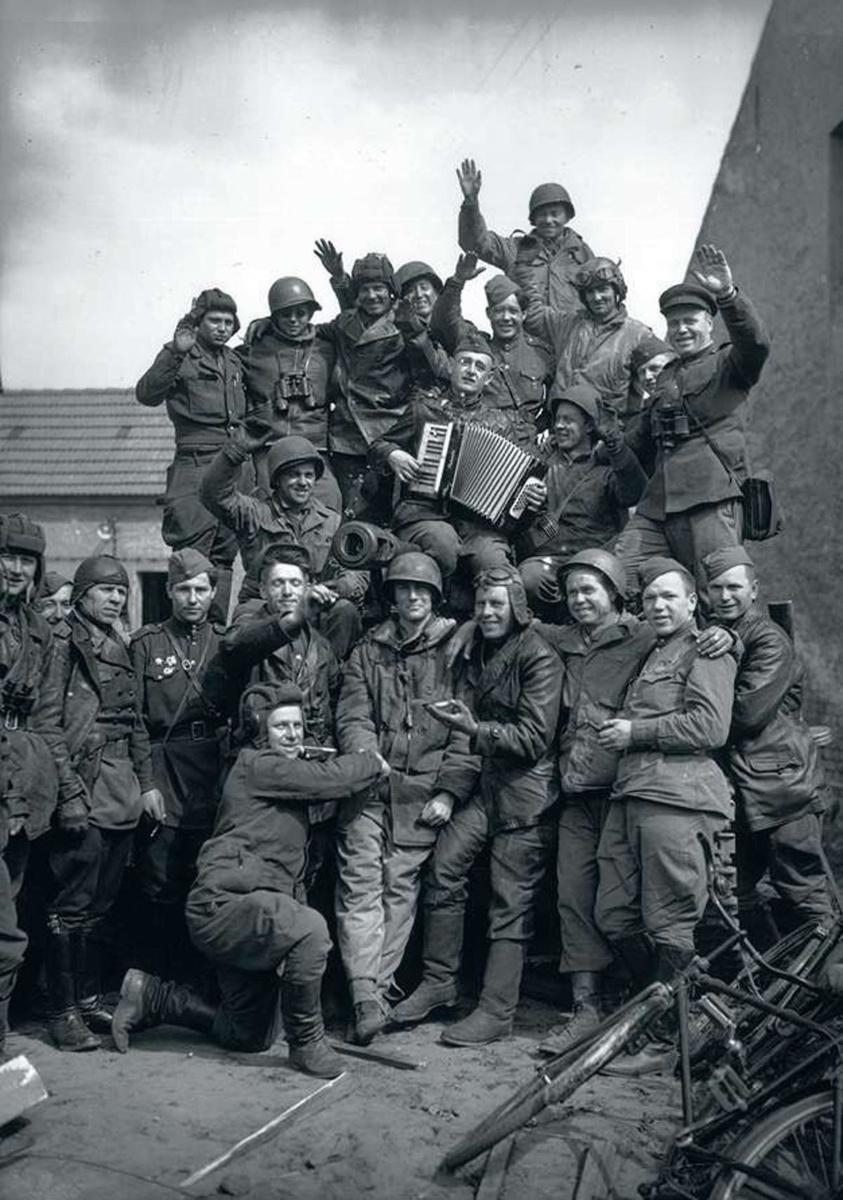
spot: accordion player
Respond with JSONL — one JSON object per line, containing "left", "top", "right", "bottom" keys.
{"left": 405, "top": 421, "right": 547, "bottom": 532}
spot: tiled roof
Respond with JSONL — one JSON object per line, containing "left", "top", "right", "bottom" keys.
{"left": 0, "top": 390, "right": 174, "bottom": 497}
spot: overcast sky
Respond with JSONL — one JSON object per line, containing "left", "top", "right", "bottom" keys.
{"left": 0, "top": 0, "right": 770, "bottom": 389}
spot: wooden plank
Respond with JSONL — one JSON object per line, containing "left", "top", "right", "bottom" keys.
{"left": 329, "top": 1041, "right": 426, "bottom": 1070}
{"left": 0, "top": 1055, "right": 48, "bottom": 1127}
{"left": 475, "top": 1134, "right": 515, "bottom": 1200}
{"left": 180, "top": 1072, "right": 349, "bottom": 1188}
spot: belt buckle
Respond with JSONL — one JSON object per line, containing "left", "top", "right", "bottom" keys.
{"left": 190, "top": 721, "right": 206, "bottom": 741}
{"left": 3, "top": 712, "right": 19, "bottom": 731}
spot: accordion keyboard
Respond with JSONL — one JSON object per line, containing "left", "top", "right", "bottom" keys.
{"left": 412, "top": 421, "right": 454, "bottom": 497}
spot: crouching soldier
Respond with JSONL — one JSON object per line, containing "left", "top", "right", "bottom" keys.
{"left": 703, "top": 547, "right": 833, "bottom": 941}
{"left": 391, "top": 567, "right": 562, "bottom": 1045}
{"left": 130, "top": 549, "right": 227, "bottom": 980}
{"left": 112, "top": 682, "right": 389, "bottom": 1079}
{"left": 593, "top": 557, "right": 738, "bottom": 1073}
{"left": 334, "top": 552, "right": 477, "bottom": 1044}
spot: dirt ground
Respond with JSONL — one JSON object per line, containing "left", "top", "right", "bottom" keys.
{"left": 0, "top": 998, "right": 680, "bottom": 1200}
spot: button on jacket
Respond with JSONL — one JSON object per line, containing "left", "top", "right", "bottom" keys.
{"left": 237, "top": 323, "right": 334, "bottom": 452}
{"left": 614, "top": 622, "right": 737, "bottom": 816}
{"left": 136, "top": 342, "right": 247, "bottom": 450}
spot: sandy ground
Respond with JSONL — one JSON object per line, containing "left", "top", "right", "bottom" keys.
{"left": 0, "top": 999, "right": 679, "bottom": 1200}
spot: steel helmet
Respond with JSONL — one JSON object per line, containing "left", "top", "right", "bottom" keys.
{"left": 528, "top": 183, "right": 575, "bottom": 222}
{"left": 267, "top": 277, "right": 322, "bottom": 315}
{"left": 574, "top": 258, "right": 628, "bottom": 303}
{"left": 560, "top": 549, "right": 627, "bottom": 600}
{"left": 394, "top": 261, "right": 444, "bottom": 297}
{"left": 549, "top": 382, "right": 602, "bottom": 426}
{"left": 385, "top": 551, "right": 442, "bottom": 602}
{"left": 266, "top": 436, "right": 325, "bottom": 486}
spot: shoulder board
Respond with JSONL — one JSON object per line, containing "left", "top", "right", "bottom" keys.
{"left": 130, "top": 622, "right": 165, "bottom": 643}
{"left": 523, "top": 333, "right": 554, "bottom": 354}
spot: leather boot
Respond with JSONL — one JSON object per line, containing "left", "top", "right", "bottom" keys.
{"left": 538, "top": 970, "right": 603, "bottom": 1057}
{"left": 74, "top": 927, "right": 113, "bottom": 1033}
{"left": 441, "top": 940, "right": 523, "bottom": 1047}
{"left": 389, "top": 910, "right": 464, "bottom": 1026}
{"left": 281, "top": 976, "right": 344, "bottom": 1079}
{"left": 112, "top": 968, "right": 216, "bottom": 1053}
{"left": 603, "top": 943, "right": 694, "bottom": 1077}
{"left": 609, "top": 933, "right": 657, "bottom": 994}
{"left": 44, "top": 923, "right": 100, "bottom": 1052}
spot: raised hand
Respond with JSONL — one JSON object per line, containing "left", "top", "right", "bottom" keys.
{"left": 314, "top": 238, "right": 344, "bottom": 278}
{"left": 691, "top": 244, "right": 734, "bottom": 297}
{"left": 173, "top": 317, "right": 197, "bottom": 354}
{"left": 456, "top": 158, "right": 482, "bottom": 201}
{"left": 453, "top": 251, "right": 485, "bottom": 284}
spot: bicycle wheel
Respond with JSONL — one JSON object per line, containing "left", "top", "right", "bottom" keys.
{"left": 441, "top": 984, "right": 672, "bottom": 1174}
{"left": 709, "top": 1089, "right": 839, "bottom": 1199}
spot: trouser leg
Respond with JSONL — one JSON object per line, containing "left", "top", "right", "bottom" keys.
{"left": 394, "top": 519, "right": 461, "bottom": 580}
{"left": 378, "top": 840, "right": 433, "bottom": 997}
{"left": 557, "top": 791, "right": 614, "bottom": 974}
{"left": 614, "top": 514, "right": 671, "bottom": 603}
{"left": 665, "top": 499, "right": 743, "bottom": 604}
{"left": 766, "top": 813, "right": 834, "bottom": 926}
{"left": 334, "top": 796, "right": 387, "bottom": 1004}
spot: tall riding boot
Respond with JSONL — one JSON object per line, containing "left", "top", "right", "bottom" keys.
{"left": 441, "top": 939, "right": 524, "bottom": 1047}
{"left": 74, "top": 925, "right": 114, "bottom": 1033}
{"left": 389, "top": 909, "right": 464, "bottom": 1025}
{"left": 112, "top": 968, "right": 217, "bottom": 1052}
{"left": 209, "top": 567, "right": 233, "bottom": 626}
{"left": 44, "top": 920, "right": 100, "bottom": 1051}
{"left": 281, "top": 975, "right": 344, "bottom": 1079}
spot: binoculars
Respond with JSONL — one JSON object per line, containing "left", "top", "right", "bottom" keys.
{"left": 274, "top": 374, "right": 315, "bottom": 410}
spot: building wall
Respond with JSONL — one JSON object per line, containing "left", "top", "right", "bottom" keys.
{"left": 694, "top": 0, "right": 843, "bottom": 860}
{"left": 1, "top": 496, "right": 169, "bottom": 629}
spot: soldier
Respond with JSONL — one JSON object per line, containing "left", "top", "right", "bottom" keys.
{"left": 45, "top": 555, "right": 144, "bottom": 1051}
{"left": 616, "top": 245, "right": 770, "bottom": 590}
{"left": 0, "top": 516, "right": 86, "bottom": 1056}
{"left": 594, "top": 557, "right": 737, "bottom": 1073}
{"left": 393, "top": 261, "right": 444, "bottom": 329}
{"left": 523, "top": 258, "right": 654, "bottom": 417}
{"left": 112, "top": 682, "right": 389, "bottom": 1079}
{"left": 456, "top": 158, "right": 593, "bottom": 313}
{"left": 429, "top": 255, "right": 554, "bottom": 437}
{"left": 391, "top": 567, "right": 562, "bottom": 1046}
{"left": 237, "top": 276, "right": 341, "bottom": 509}
{"left": 136, "top": 288, "right": 247, "bottom": 623}
{"left": 200, "top": 433, "right": 366, "bottom": 658}
{"left": 35, "top": 571, "right": 73, "bottom": 625}
{"left": 702, "top": 547, "right": 833, "bottom": 941}
{"left": 515, "top": 383, "right": 647, "bottom": 615}
{"left": 371, "top": 333, "right": 544, "bottom": 582}
{"left": 130, "top": 549, "right": 227, "bottom": 980}
{"left": 334, "top": 552, "right": 477, "bottom": 1044}
{"left": 627, "top": 334, "right": 675, "bottom": 414}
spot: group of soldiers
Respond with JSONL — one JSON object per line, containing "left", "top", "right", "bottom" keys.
{"left": 0, "top": 161, "right": 833, "bottom": 1082}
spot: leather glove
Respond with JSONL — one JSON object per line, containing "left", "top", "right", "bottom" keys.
{"left": 56, "top": 792, "right": 90, "bottom": 836}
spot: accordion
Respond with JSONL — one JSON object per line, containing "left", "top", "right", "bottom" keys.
{"left": 406, "top": 421, "right": 546, "bottom": 531}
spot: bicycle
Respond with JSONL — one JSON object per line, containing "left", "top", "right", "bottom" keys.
{"left": 440, "top": 862, "right": 843, "bottom": 1195}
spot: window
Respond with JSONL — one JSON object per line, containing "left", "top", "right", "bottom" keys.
{"left": 139, "top": 572, "right": 170, "bottom": 625}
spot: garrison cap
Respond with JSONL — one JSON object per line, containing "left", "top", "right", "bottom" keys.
{"left": 700, "top": 546, "right": 756, "bottom": 584}
{"left": 71, "top": 555, "right": 130, "bottom": 604}
{"left": 659, "top": 283, "right": 717, "bottom": 317}
{"left": 638, "top": 556, "right": 692, "bottom": 593}
{"left": 167, "top": 548, "right": 216, "bottom": 587}
{"left": 453, "top": 329, "right": 493, "bottom": 359}
{"left": 484, "top": 275, "right": 521, "bottom": 308}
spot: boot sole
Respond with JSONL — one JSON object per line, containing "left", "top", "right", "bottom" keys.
{"left": 389, "top": 997, "right": 459, "bottom": 1027}
{"left": 440, "top": 1025, "right": 511, "bottom": 1048}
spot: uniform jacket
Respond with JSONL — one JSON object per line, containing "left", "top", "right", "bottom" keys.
{"left": 516, "top": 440, "right": 646, "bottom": 559}
{"left": 136, "top": 341, "right": 246, "bottom": 450}
{"left": 724, "top": 607, "right": 823, "bottom": 832}
{"left": 199, "top": 440, "right": 367, "bottom": 601}
{"left": 429, "top": 278, "right": 554, "bottom": 431}
{"left": 51, "top": 612, "right": 144, "bottom": 830}
{"left": 130, "top": 617, "right": 226, "bottom": 829}
{"left": 237, "top": 321, "right": 334, "bottom": 452}
{"left": 457, "top": 625, "right": 563, "bottom": 833}
{"left": 191, "top": 746, "right": 383, "bottom": 901}
{"left": 371, "top": 386, "right": 534, "bottom": 530}
{"left": 536, "top": 615, "right": 656, "bottom": 793}
{"left": 316, "top": 309, "right": 413, "bottom": 456}
{"left": 458, "top": 199, "right": 593, "bottom": 313}
{"left": 335, "top": 615, "right": 478, "bottom": 847}
{"left": 627, "top": 290, "right": 771, "bottom": 519}
{"left": 614, "top": 622, "right": 737, "bottom": 816}
{"left": 523, "top": 299, "right": 653, "bottom": 415}
{"left": 0, "top": 605, "right": 80, "bottom": 841}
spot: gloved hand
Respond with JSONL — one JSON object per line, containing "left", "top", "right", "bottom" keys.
{"left": 57, "top": 791, "right": 89, "bottom": 836}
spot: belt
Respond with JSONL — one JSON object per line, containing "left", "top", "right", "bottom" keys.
{"left": 157, "top": 720, "right": 217, "bottom": 743}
